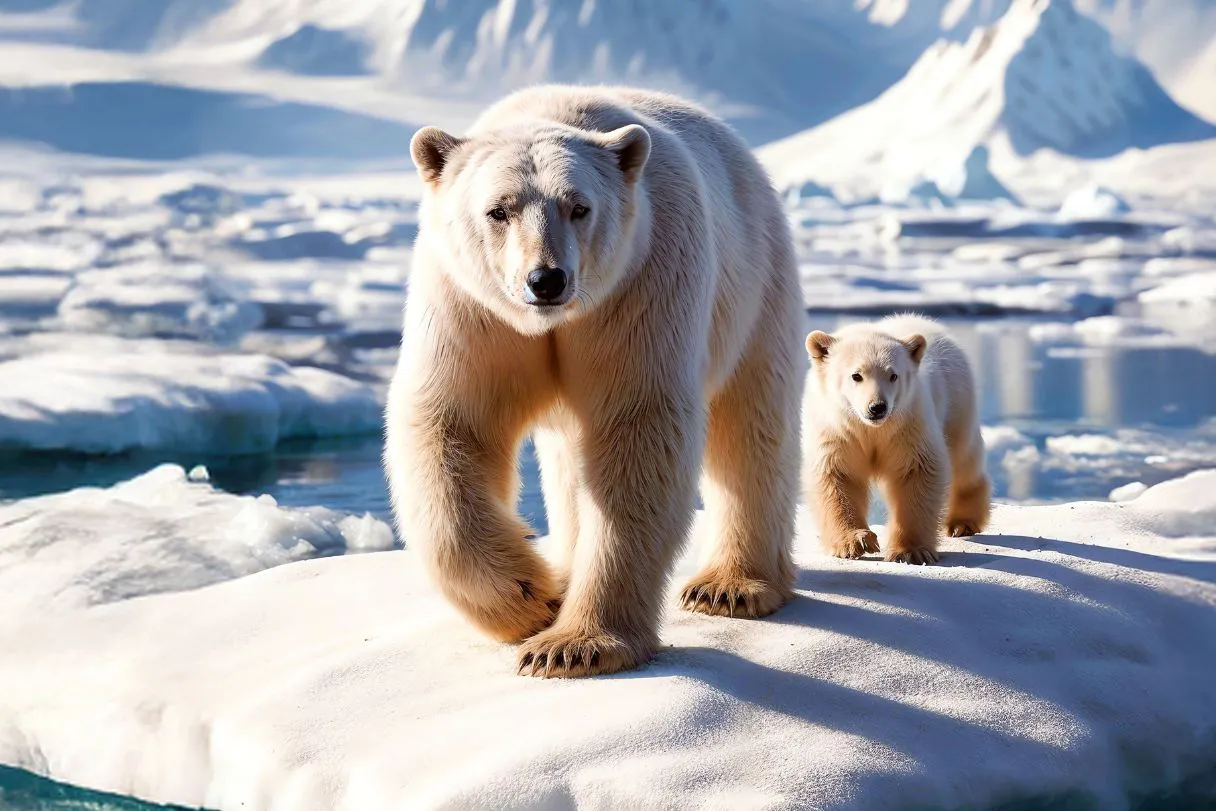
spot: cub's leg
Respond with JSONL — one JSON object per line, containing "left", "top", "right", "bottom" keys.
{"left": 879, "top": 437, "right": 949, "bottom": 565}
{"left": 808, "top": 450, "right": 880, "bottom": 560}
{"left": 516, "top": 386, "right": 703, "bottom": 678}
{"left": 681, "top": 326, "right": 800, "bottom": 618}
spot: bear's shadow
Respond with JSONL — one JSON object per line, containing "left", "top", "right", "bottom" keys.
{"left": 623, "top": 532, "right": 1216, "bottom": 791}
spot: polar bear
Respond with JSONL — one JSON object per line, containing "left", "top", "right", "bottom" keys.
{"left": 802, "top": 315, "right": 990, "bottom": 565}
{"left": 384, "top": 86, "right": 805, "bottom": 678}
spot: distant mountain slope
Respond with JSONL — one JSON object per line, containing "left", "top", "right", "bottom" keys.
{"left": 759, "top": 0, "right": 1216, "bottom": 194}
{"left": 0, "top": 0, "right": 1013, "bottom": 144}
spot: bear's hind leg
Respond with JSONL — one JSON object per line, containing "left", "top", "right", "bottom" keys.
{"left": 945, "top": 425, "right": 991, "bottom": 538}
{"left": 680, "top": 329, "right": 800, "bottom": 618}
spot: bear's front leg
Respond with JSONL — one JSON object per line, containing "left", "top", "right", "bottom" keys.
{"left": 808, "top": 459, "right": 879, "bottom": 560}
{"left": 516, "top": 393, "right": 701, "bottom": 678}
{"left": 388, "top": 398, "right": 562, "bottom": 643}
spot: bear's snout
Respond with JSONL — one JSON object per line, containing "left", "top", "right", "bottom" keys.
{"left": 525, "top": 267, "right": 570, "bottom": 306}
{"left": 866, "top": 400, "right": 889, "bottom": 422}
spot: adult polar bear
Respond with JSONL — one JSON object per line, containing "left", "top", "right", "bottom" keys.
{"left": 385, "top": 85, "right": 804, "bottom": 678}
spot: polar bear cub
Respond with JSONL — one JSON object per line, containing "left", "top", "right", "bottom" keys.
{"left": 802, "top": 315, "right": 990, "bottom": 564}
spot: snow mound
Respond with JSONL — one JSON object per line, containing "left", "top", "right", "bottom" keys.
{"left": 759, "top": 0, "right": 1216, "bottom": 194}
{"left": 1058, "top": 184, "right": 1131, "bottom": 220}
{"left": 0, "top": 475, "right": 1214, "bottom": 810}
{"left": 1140, "top": 272, "right": 1216, "bottom": 306}
{"left": 0, "top": 463, "right": 394, "bottom": 619}
{"left": 0, "top": 338, "right": 381, "bottom": 455}
{"left": 885, "top": 145, "right": 1021, "bottom": 205}
{"left": 56, "top": 262, "right": 264, "bottom": 344}
{"left": 1126, "top": 469, "right": 1216, "bottom": 538}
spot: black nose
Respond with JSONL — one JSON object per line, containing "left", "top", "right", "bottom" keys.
{"left": 868, "top": 401, "right": 888, "bottom": 420}
{"left": 526, "top": 267, "right": 568, "bottom": 303}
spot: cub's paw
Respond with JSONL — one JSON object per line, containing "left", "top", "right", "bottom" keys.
{"left": 680, "top": 569, "right": 791, "bottom": 618}
{"left": 946, "top": 519, "right": 983, "bottom": 538}
{"left": 885, "top": 546, "right": 940, "bottom": 566}
{"left": 825, "top": 529, "right": 880, "bottom": 560}
{"left": 516, "top": 626, "right": 650, "bottom": 678}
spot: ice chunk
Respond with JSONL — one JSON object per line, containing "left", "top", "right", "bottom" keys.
{"left": 0, "top": 463, "right": 395, "bottom": 617}
{"left": 0, "top": 337, "right": 381, "bottom": 454}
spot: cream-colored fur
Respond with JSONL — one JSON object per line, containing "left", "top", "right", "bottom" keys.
{"left": 802, "top": 315, "right": 991, "bottom": 565}
{"left": 385, "top": 86, "right": 804, "bottom": 678}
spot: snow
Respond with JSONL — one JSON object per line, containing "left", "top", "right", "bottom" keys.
{"left": 56, "top": 262, "right": 264, "bottom": 344}
{"left": 758, "top": 0, "right": 1216, "bottom": 201}
{"left": 0, "top": 471, "right": 1214, "bottom": 810}
{"left": 1058, "top": 184, "right": 1131, "bottom": 220}
{"left": 0, "top": 337, "right": 381, "bottom": 455}
{"left": 0, "top": 463, "right": 395, "bottom": 619}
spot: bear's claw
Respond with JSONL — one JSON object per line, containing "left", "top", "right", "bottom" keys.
{"left": 679, "top": 571, "right": 791, "bottom": 619}
{"left": 828, "top": 528, "right": 880, "bottom": 559}
{"left": 516, "top": 628, "right": 642, "bottom": 678}
{"left": 947, "top": 520, "right": 981, "bottom": 538}
{"left": 886, "top": 547, "right": 939, "bottom": 565}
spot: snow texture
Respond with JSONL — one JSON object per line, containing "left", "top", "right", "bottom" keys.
{"left": 0, "top": 473, "right": 1213, "bottom": 810}
{"left": 0, "top": 337, "right": 381, "bottom": 455}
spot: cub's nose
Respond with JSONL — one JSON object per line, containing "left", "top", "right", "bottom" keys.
{"left": 867, "top": 401, "right": 888, "bottom": 420}
{"left": 526, "top": 267, "right": 568, "bottom": 304}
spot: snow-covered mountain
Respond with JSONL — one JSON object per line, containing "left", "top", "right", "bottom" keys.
{"left": 759, "top": 0, "right": 1216, "bottom": 198}
{"left": 0, "top": 0, "right": 1018, "bottom": 145}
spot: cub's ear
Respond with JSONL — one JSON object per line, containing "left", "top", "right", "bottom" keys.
{"left": 411, "top": 126, "right": 464, "bottom": 186}
{"left": 903, "top": 334, "right": 927, "bottom": 364}
{"left": 805, "top": 330, "right": 835, "bottom": 361}
{"left": 599, "top": 124, "right": 651, "bottom": 184}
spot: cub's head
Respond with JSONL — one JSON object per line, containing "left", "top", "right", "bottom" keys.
{"left": 805, "top": 328, "right": 927, "bottom": 426}
{"left": 410, "top": 121, "right": 651, "bottom": 334}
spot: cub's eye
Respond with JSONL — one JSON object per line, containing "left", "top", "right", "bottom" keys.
{"left": 851, "top": 373, "right": 863, "bottom": 383}
{"left": 890, "top": 373, "right": 898, "bottom": 382}
{"left": 571, "top": 204, "right": 590, "bottom": 220}
{"left": 488, "top": 207, "right": 508, "bottom": 221}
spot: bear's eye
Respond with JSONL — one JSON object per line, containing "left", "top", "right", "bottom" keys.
{"left": 851, "top": 373, "right": 863, "bottom": 383}
{"left": 488, "top": 207, "right": 508, "bottom": 222}
{"left": 571, "top": 204, "right": 590, "bottom": 220}
{"left": 890, "top": 373, "right": 898, "bottom": 382}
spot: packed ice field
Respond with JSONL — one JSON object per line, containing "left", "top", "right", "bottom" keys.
{"left": 1, "top": 153, "right": 1213, "bottom": 499}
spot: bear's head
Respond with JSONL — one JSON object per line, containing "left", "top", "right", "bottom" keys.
{"left": 805, "top": 329, "right": 927, "bottom": 427}
{"left": 410, "top": 121, "right": 651, "bottom": 334}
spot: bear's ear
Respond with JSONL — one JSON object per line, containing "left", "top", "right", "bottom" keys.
{"left": 600, "top": 124, "right": 651, "bottom": 185}
{"left": 903, "top": 334, "right": 927, "bottom": 365}
{"left": 806, "top": 330, "right": 835, "bottom": 361}
{"left": 411, "top": 126, "right": 464, "bottom": 186}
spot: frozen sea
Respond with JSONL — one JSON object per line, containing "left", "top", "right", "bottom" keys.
{"left": 0, "top": 157, "right": 1214, "bottom": 809}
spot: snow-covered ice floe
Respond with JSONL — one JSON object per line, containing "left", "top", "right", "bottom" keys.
{"left": 0, "top": 463, "right": 394, "bottom": 619}
{"left": 0, "top": 470, "right": 1214, "bottom": 810}
{"left": 0, "top": 335, "right": 381, "bottom": 455}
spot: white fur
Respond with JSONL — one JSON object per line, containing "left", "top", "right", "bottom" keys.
{"left": 803, "top": 315, "right": 991, "bottom": 564}
{"left": 386, "top": 86, "right": 805, "bottom": 677}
